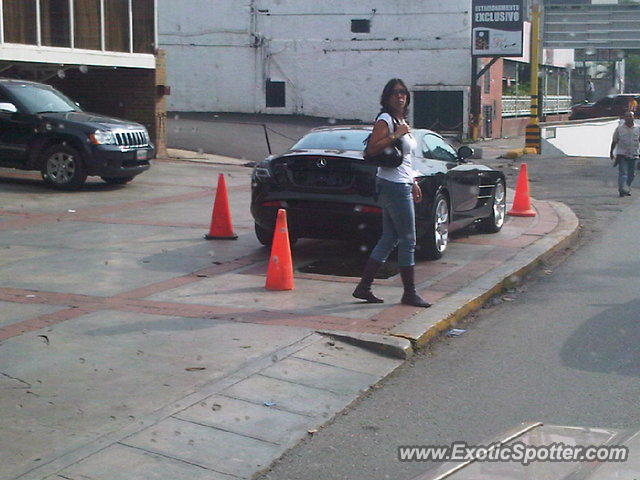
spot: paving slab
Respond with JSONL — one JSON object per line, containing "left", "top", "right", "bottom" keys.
{"left": 57, "top": 444, "right": 236, "bottom": 480}
{"left": 121, "top": 417, "right": 285, "bottom": 479}
{"left": 259, "top": 356, "right": 380, "bottom": 395}
{"left": 0, "top": 301, "right": 64, "bottom": 328}
{"left": 174, "top": 394, "right": 313, "bottom": 445}
{"left": 222, "top": 374, "right": 353, "bottom": 418}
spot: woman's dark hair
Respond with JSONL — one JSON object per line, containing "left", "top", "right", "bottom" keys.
{"left": 380, "top": 78, "right": 411, "bottom": 118}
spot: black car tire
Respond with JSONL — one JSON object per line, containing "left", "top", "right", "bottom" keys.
{"left": 41, "top": 144, "right": 87, "bottom": 190}
{"left": 418, "top": 192, "right": 449, "bottom": 260}
{"left": 254, "top": 222, "right": 297, "bottom": 247}
{"left": 478, "top": 179, "right": 507, "bottom": 233}
{"left": 101, "top": 176, "right": 135, "bottom": 185}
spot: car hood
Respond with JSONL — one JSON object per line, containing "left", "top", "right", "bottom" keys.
{"left": 40, "top": 111, "right": 145, "bottom": 131}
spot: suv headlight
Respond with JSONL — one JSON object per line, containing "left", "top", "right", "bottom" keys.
{"left": 89, "top": 130, "right": 116, "bottom": 145}
{"left": 253, "top": 157, "right": 273, "bottom": 179}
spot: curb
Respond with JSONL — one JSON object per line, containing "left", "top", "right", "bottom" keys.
{"left": 501, "top": 147, "right": 526, "bottom": 159}
{"left": 316, "top": 329, "right": 414, "bottom": 360}
{"left": 389, "top": 200, "right": 579, "bottom": 348}
{"left": 163, "top": 148, "right": 252, "bottom": 167}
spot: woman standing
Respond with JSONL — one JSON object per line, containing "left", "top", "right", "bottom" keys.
{"left": 352, "top": 79, "right": 430, "bottom": 308}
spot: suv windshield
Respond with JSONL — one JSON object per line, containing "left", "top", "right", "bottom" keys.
{"left": 5, "top": 84, "right": 79, "bottom": 114}
{"left": 291, "top": 129, "right": 370, "bottom": 151}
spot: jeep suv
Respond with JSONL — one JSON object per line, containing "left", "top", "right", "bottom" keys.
{"left": 0, "top": 78, "right": 154, "bottom": 189}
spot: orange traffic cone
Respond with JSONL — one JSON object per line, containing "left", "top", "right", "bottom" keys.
{"left": 265, "top": 209, "right": 294, "bottom": 291}
{"left": 507, "top": 163, "right": 536, "bottom": 217}
{"left": 205, "top": 173, "right": 238, "bottom": 240}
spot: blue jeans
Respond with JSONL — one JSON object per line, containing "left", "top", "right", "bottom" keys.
{"left": 617, "top": 155, "right": 637, "bottom": 193}
{"left": 370, "top": 178, "right": 416, "bottom": 267}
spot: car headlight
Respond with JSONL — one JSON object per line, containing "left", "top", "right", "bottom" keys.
{"left": 253, "top": 157, "right": 273, "bottom": 179}
{"left": 89, "top": 130, "right": 116, "bottom": 145}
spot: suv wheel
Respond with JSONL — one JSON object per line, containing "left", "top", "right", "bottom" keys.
{"left": 101, "top": 176, "right": 134, "bottom": 185}
{"left": 41, "top": 145, "right": 87, "bottom": 190}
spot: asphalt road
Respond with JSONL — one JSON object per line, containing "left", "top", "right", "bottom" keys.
{"left": 167, "top": 114, "right": 640, "bottom": 480}
{"left": 258, "top": 188, "right": 640, "bottom": 480}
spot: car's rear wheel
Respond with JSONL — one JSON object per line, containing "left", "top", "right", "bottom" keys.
{"left": 478, "top": 179, "right": 506, "bottom": 233}
{"left": 101, "top": 176, "right": 135, "bottom": 185}
{"left": 418, "top": 192, "right": 449, "bottom": 260}
{"left": 41, "top": 144, "right": 87, "bottom": 190}
{"left": 254, "top": 222, "right": 297, "bottom": 247}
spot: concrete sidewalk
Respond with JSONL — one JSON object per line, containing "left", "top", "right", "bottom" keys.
{"left": 0, "top": 153, "right": 576, "bottom": 480}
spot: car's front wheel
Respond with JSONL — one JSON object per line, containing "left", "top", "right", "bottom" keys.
{"left": 418, "top": 192, "right": 449, "bottom": 260}
{"left": 478, "top": 179, "right": 506, "bottom": 233}
{"left": 41, "top": 144, "right": 87, "bottom": 190}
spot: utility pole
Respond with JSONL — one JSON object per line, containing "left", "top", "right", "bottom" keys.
{"left": 525, "top": 3, "right": 541, "bottom": 154}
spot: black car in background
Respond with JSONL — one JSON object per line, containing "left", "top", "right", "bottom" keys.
{"left": 250, "top": 126, "right": 506, "bottom": 260}
{"left": 0, "top": 78, "right": 154, "bottom": 190}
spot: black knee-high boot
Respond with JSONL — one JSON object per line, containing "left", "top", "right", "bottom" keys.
{"left": 353, "top": 259, "right": 384, "bottom": 303}
{"left": 399, "top": 266, "right": 431, "bottom": 308}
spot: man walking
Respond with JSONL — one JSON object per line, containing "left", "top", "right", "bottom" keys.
{"left": 610, "top": 111, "right": 640, "bottom": 197}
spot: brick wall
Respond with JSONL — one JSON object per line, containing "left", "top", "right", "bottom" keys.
{"left": 50, "top": 53, "right": 167, "bottom": 155}
{"left": 501, "top": 113, "right": 570, "bottom": 138}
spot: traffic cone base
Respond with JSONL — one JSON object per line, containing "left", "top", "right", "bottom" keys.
{"left": 205, "top": 173, "right": 238, "bottom": 240}
{"left": 507, "top": 162, "right": 536, "bottom": 217}
{"left": 265, "top": 209, "right": 294, "bottom": 291}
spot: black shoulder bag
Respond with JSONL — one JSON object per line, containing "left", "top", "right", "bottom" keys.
{"left": 362, "top": 115, "right": 403, "bottom": 168}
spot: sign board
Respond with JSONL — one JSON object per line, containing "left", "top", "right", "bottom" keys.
{"left": 472, "top": 0, "right": 524, "bottom": 57}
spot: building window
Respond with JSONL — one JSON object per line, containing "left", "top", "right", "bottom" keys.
{"left": 266, "top": 80, "right": 285, "bottom": 108}
{"left": 41, "top": 0, "right": 71, "bottom": 47}
{"left": 105, "top": 0, "right": 130, "bottom": 52}
{"left": 351, "top": 19, "right": 370, "bottom": 33}
{"left": 3, "top": 0, "right": 37, "bottom": 45}
{"left": 133, "top": 0, "right": 154, "bottom": 53}
{"left": 74, "top": 0, "right": 101, "bottom": 50}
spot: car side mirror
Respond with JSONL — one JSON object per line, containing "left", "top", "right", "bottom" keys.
{"left": 0, "top": 102, "right": 17, "bottom": 114}
{"left": 457, "top": 145, "right": 473, "bottom": 161}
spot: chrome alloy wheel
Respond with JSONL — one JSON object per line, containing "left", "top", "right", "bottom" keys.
{"left": 46, "top": 152, "right": 77, "bottom": 184}
{"left": 493, "top": 181, "right": 506, "bottom": 228}
{"left": 434, "top": 197, "right": 449, "bottom": 253}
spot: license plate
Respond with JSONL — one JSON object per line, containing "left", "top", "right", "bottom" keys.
{"left": 136, "top": 150, "right": 147, "bottom": 160}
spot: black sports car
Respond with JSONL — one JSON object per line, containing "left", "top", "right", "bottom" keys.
{"left": 250, "top": 126, "right": 506, "bottom": 259}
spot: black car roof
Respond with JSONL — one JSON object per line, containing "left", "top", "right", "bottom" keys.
{"left": 0, "top": 78, "right": 50, "bottom": 87}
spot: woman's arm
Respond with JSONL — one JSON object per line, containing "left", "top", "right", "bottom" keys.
{"left": 366, "top": 120, "right": 409, "bottom": 156}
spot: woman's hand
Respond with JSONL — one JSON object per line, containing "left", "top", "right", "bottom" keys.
{"left": 412, "top": 182, "right": 422, "bottom": 203}
{"left": 394, "top": 124, "right": 410, "bottom": 138}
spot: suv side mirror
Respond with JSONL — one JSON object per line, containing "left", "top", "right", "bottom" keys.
{"left": 457, "top": 145, "right": 473, "bottom": 161}
{"left": 0, "top": 102, "right": 17, "bottom": 114}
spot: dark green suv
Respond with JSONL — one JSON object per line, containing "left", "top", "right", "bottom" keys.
{"left": 0, "top": 78, "right": 154, "bottom": 190}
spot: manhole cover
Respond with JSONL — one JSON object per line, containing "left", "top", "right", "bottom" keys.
{"left": 299, "top": 258, "right": 398, "bottom": 279}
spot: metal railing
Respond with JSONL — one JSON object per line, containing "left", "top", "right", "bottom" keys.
{"left": 502, "top": 95, "right": 572, "bottom": 117}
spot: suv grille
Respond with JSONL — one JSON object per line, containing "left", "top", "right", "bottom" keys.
{"left": 113, "top": 130, "right": 148, "bottom": 148}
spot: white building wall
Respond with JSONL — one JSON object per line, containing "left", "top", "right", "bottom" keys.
{"left": 159, "top": 0, "right": 472, "bottom": 122}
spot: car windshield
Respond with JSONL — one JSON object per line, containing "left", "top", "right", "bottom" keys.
{"left": 5, "top": 84, "right": 80, "bottom": 114}
{"left": 291, "top": 129, "right": 370, "bottom": 151}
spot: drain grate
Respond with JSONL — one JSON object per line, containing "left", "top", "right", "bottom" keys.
{"left": 299, "top": 258, "right": 398, "bottom": 279}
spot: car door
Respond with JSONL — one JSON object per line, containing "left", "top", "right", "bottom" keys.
{"left": 592, "top": 97, "right": 613, "bottom": 117}
{"left": 421, "top": 133, "right": 480, "bottom": 221}
{"left": 0, "top": 89, "right": 37, "bottom": 164}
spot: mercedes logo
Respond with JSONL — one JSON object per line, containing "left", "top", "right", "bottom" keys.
{"left": 316, "top": 158, "right": 327, "bottom": 168}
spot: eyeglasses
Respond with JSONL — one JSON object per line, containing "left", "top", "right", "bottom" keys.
{"left": 391, "top": 89, "right": 409, "bottom": 96}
